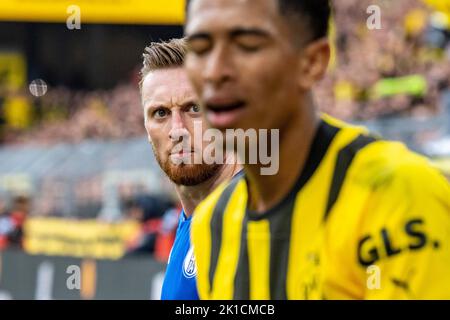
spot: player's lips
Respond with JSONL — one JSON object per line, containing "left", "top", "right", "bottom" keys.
{"left": 204, "top": 98, "right": 247, "bottom": 128}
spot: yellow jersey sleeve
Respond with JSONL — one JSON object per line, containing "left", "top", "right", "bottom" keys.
{"left": 191, "top": 180, "right": 229, "bottom": 300}
{"left": 354, "top": 145, "right": 450, "bottom": 299}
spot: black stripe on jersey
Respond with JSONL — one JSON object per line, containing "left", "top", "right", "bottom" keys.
{"left": 297, "top": 120, "right": 341, "bottom": 190}
{"left": 324, "top": 134, "right": 377, "bottom": 221}
{"left": 233, "top": 215, "right": 250, "bottom": 299}
{"left": 239, "top": 119, "right": 339, "bottom": 299}
{"left": 268, "top": 199, "right": 296, "bottom": 299}
{"left": 246, "top": 119, "right": 340, "bottom": 221}
{"left": 208, "top": 172, "right": 244, "bottom": 291}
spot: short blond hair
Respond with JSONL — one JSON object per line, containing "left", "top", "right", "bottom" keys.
{"left": 140, "top": 38, "right": 187, "bottom": 90}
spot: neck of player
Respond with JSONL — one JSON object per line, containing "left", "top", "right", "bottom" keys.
{"left": 176, "top": 159, "right": 241, "bottom": 218}
{"left": 246, "top": 95, "right": 319, "bottom": 214}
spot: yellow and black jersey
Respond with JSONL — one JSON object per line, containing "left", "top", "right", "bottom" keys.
{"left": 191, "top": 114, "right": 450, "bottom": 300}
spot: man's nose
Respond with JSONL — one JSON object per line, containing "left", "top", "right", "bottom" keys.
{"left": 204, "top": 44, "right": 234, "bottom": 87}
{"left": 169, "top": 111, "right": 189, "bottom": 142}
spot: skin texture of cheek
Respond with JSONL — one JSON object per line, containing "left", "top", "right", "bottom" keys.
{"left": 150, "top": 138, "right": 166, "bottom": 168}
{"left": 146, "top": 122, "right": 169, "bottom": 163}
{"left": 239, "top": 56, "right": 300, "bottom": 131}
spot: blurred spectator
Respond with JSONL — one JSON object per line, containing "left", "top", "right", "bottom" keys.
{"left": 0, "top": 195, "right": 11, "bottom": 249}
{"left": 123, "top": 194, "right": 177, "bottom": 257}
{"left": 153, "top": 207, "right": 180, "bottom": 262}
{"left": 0, "top": 87, "right": 6, "bottom": 143}
{"left": 0, "top": 195, "right": 30, "bottom": 250}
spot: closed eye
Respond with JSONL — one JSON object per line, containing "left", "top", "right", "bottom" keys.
{"left": 235, "top": 34, "right": 268, "bottom": 52}
{"left": 231, "top": 29, "right": 271, "bottom": 52}
{"left": 187, "top": 35, "right": 212, "bottom": 56}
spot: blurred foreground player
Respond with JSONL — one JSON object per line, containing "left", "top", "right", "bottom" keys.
{"left": 184, "top": 0, "right": 450, "bottom": 299}
{"left": 140, "top": 39, "right": 240, "bottom": 299}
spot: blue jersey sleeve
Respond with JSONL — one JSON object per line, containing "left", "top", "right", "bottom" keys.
{"left": 161, "top": 211, "right": 199, "bottom": 300}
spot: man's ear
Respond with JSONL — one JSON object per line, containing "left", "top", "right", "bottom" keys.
{"left": 297, "top": 38, "right": 330, "bottom": 90}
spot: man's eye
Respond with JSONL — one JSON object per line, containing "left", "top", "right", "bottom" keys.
{"left": 236, "top": 37, "right": 266, "bottom": 52}
{"left": 153, "top": 109, "right": 169, "bottom": 119}
{"left": 238, "top": 44, "right": 262, "bottom": 52}
{"left": 189, "top": 104, "right": 201, "bottom": 113}
{"left": 187, "top": 39, "right": 211, "bottom": 55}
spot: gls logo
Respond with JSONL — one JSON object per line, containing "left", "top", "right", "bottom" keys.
{"left": 357, "top": 219, "right": 439, "bottom": 266}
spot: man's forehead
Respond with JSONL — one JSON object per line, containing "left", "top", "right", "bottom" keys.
{"left": 186, "top": 0, "right": 280, "bottom": 32}
{"left": 142, "top": 70, "right": 196, "bottom": 107}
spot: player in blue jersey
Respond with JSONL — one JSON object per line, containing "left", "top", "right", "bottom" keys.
{"left": 139, "top": 38, "right": 241, "bottom": 300}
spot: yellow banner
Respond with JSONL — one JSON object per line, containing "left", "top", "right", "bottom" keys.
{"left": 0, "top": 52, "right": 26, "bottom": 90}
{"left": 24, "top": 218, "right": 141, "bottom": 260}
{"left": 0, "top": 0, "right": 185, "bottom": 25}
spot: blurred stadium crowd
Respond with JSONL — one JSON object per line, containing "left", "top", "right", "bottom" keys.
{"left": 0, "top": 0, "right": 449, "bottom": 145}
{"left": 0, "top": 0, "right": 449, "bottom": 258}
{"left": 0, "top": 83, "right": 143, "bottom": 145}
{"left": 319, "top": 0, "right": 450, "bottom": 120}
